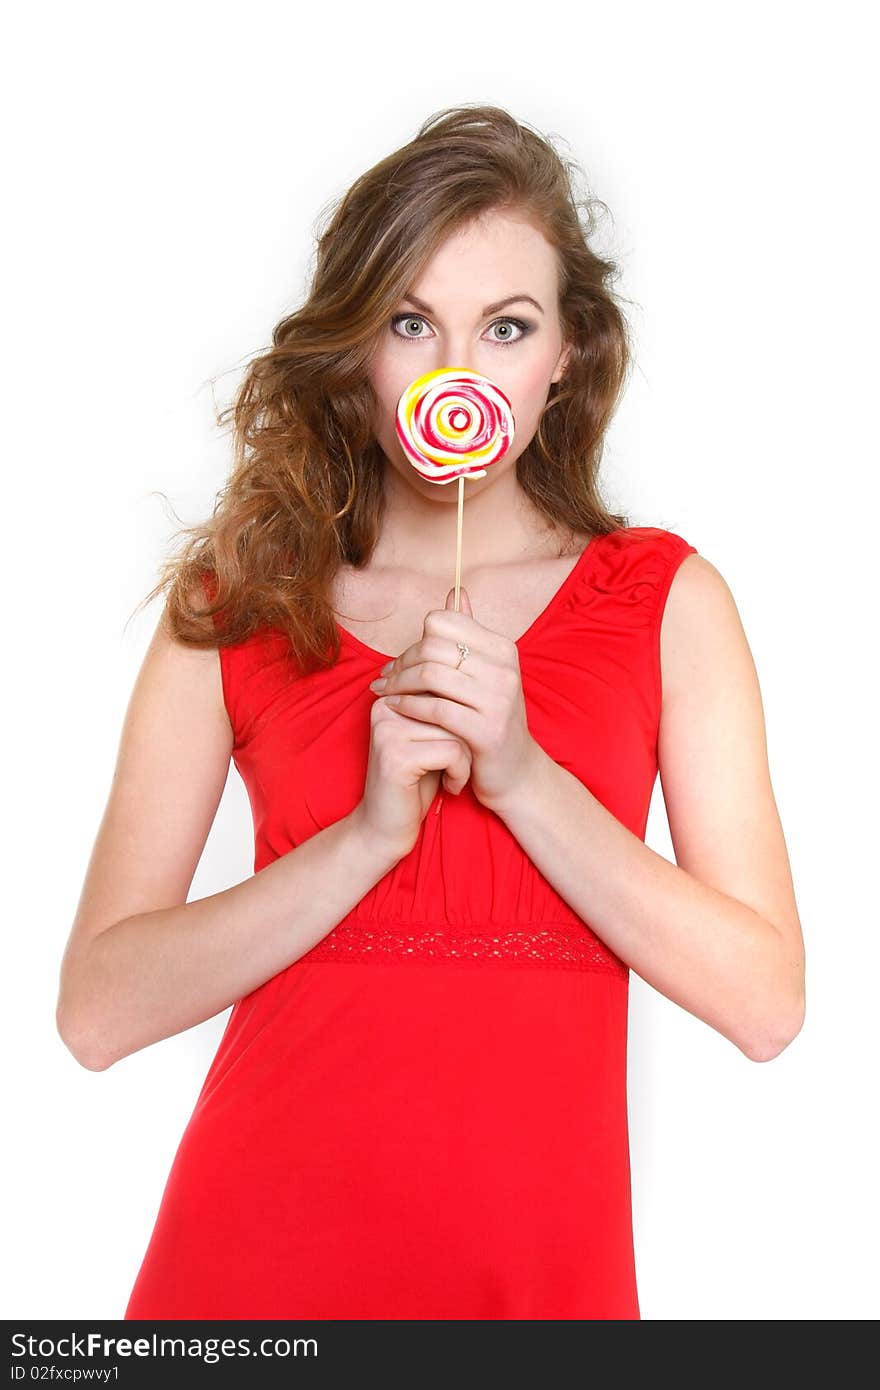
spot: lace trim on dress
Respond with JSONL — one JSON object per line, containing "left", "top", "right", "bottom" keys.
{"left": 302, "top": 919, "right": 629, "bottom": 977}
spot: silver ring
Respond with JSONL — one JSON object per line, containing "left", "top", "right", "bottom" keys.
{"left": 454, "top": 641, "right": 470, "bottom": 670}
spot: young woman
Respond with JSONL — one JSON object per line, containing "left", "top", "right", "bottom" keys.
{"left": 57, "top": 104, "right": 805, "bottom": 1320}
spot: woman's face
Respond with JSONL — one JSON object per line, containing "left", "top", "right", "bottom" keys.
{"left": 368, "top": 208, "right": 571, "bottom": 502}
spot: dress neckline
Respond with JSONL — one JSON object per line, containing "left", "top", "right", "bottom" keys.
{"left": 334, "top": 532, "right": 603, "bottom": 664}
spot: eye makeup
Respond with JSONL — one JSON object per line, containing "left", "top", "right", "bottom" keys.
{"left": 390, "top": 312, "right": 535, "bottom": 347}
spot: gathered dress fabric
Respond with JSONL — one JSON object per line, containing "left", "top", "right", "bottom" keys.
{"left": 124, "top": 524, "right": 698, "bottom": 1321}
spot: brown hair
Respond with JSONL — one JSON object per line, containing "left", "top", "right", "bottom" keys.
{"left": 138, "top": 103, "right": 633, "bottom": 673}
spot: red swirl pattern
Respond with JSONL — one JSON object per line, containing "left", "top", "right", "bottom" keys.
{"left": 395, "top": 367, "right": 515, "bottom": 483}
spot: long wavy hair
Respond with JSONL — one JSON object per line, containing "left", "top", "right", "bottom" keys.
{"left": 137, "top": 103, "right": 633, "bottom": 674}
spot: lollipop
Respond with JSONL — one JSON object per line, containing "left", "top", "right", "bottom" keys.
{"left": 396, "top": 367, "right": 514, "bottom": 483}
{"left": 395, "top": 367, "right": 516, "bottom": 610}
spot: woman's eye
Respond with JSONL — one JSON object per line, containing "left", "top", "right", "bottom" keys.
{"left": 390, "top": 314, "right": 531, "bottom": 346}
{"left": 487, "top": 318, "right": 527, "bottom": 344}
{"left": 392, "top": 315, "right": 431, "bottom": 341}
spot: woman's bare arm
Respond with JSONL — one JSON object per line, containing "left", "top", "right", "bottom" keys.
{"left": 55, "top": 607, "right": 400, "bottom": 1072}
{"left": 477, "top": 556, "right": 805, "bottom": 1061}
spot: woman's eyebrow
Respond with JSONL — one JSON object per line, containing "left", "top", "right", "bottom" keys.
{"left": 401, "top": 293, "right": 545, "bottom": 317}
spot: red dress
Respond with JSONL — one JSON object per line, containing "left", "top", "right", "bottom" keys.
{"left": 124, "top": 524, "right": 697, "bottom": 1320}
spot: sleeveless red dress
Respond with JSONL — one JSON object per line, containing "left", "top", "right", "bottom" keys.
{"left": 124, "top": 524, "right": 697, "bottom": 1321}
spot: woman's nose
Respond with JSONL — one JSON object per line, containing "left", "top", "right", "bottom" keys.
{"left": 427, "top": 344, "right": 481, "bottom": 374}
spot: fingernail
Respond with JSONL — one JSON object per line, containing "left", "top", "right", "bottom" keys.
{"left": 369, "top": 677, "right": 387, "bottom": 690}
{"left": 380, "top": 660, "right": 394, "bottom": 675}
{"left": 385, "top": 695, "right": 401, "bottom": 705}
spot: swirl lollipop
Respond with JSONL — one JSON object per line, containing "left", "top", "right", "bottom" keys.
{"left": 395, "top": 367, "right": 516, "bottom": 609}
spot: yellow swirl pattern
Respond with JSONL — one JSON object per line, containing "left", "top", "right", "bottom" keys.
{"left": 395, "top": 367, "right": 515, "bottom": 483}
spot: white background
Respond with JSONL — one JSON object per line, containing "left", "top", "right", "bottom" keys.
{"left": 3, "top": 0, "right": 877, "bottom": 1321}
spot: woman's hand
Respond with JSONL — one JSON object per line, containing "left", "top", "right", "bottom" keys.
{"left": 368, "top": 586, "right": 542, "bottom": 814}
{"left": 356, "top": 689, "right": 473, "bottom": 863}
